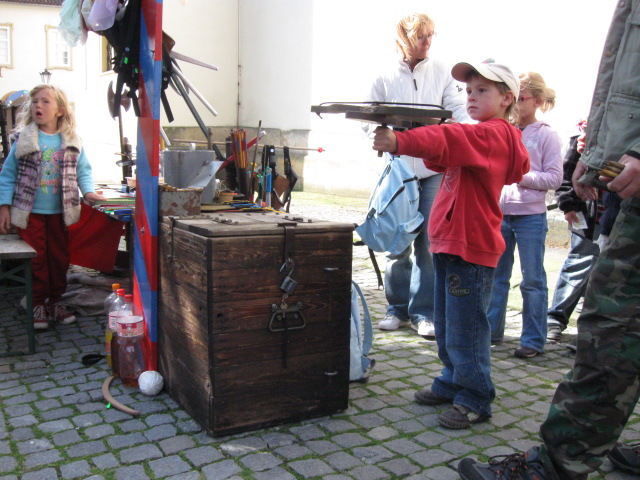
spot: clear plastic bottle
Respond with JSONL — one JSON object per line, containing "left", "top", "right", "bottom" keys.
{"left": 116, "top": 315, "right": 145, "bottom": 387}
{"left": 103, "top": 283, "right": 121, "bottom": 321}
{"left": 105, "top": 289, "right": 126, "bottom": 371}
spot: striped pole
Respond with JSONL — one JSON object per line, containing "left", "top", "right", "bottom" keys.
{"left": 134, "top": 0, "right": 162, "bottom": 370}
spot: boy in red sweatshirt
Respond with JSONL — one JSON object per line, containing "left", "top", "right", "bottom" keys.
{"left": 373, "top": 59, "right": 530, "bottom": 429}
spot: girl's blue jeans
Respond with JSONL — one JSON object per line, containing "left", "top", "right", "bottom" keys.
{"left": 431, "top": 253, "right": 496, "bottom": 418}
{"left": 488, "top": 213, "right": 549, "bottom": 351}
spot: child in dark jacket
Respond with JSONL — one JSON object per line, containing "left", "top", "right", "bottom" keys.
{"left": 373, "top": 59, "right": 530, "bottom": 429}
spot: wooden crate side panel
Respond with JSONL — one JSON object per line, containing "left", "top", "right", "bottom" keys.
{"left": 209, "top": 350, "right": 349, "bottom": 435}
{"left": 159, "top": 223, "right": 209, "bottom": 299}
{"left": 210, "top": 296, "right": 351, "bottom": 365}
{"left": 207, "top": 231, "right": 353, "bottom": 271}
{"left": 157, "top": 285, "right": 211, "bottom": 430}
{"left": 210, "top": 260, "right": 351, "bottom": 303}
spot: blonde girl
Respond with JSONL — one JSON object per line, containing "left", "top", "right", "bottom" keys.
{"left": 0, "top": 84, "right": 105, "bottom": 329}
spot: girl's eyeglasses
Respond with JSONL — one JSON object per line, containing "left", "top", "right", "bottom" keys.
{"left": 517, "top": 96, "right": 534, "bottom": 103}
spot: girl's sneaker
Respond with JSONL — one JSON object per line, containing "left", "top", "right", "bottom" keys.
{"left": 33, "top": 305, "right": 49, "bottom": 330}
{"left": 49, "top": 303, "right": 77, "bottom": 325}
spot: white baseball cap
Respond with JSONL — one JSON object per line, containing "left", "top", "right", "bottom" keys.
{"left": 451, "top": 58, "right": 519, "bottom": 99}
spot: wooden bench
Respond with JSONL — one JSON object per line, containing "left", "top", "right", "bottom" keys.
{"left": 0, "top": 234, "right": 37, "bottom": 356}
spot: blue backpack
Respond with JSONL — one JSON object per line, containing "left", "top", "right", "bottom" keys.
{"left": 355, "top": 154, "right": 424, "bottom": 255}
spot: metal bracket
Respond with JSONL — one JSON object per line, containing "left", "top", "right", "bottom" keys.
{"left": 268, "top": 302, "right": 306, "bottom": 332}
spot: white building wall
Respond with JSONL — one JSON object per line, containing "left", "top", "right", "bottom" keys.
{"left": 2, "top": 0, "right": 620, "bottom": 195}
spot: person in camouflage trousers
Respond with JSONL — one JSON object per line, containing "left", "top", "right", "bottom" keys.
{"left": 456, "top": 0, "right": 640, "bottom": 478}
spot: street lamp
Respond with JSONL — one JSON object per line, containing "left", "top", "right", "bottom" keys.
{"left": 39, "top": 68, "right": 52, "bottom": 84}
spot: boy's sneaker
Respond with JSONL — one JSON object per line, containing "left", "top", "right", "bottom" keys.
{"left": 49, "top": 303, "right": 77, "bottom": 325}
{"left": 546, "top": 324, "right": 562, "bottom": 342}
{"left": 414, "top": 387, "right": 451, "bottom": 406}
{"left": 608, "top": 442, "right": 640, "bottom": 475}
{"left": 412, "top": 320, "right": 435, "bottom": 338}
{"left": 33, "top": 305, "right": 49, "bottom": 330}
{"left": 458, "top": 447, "right": 556, "bottom": 479}
{"left": 378, "top": 314, "right": 410, "bottom": 330}
{"left": 438, "top": 404, "right": 488, "bottom": 429}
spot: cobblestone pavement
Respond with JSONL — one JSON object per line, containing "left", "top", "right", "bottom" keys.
{"left": 1, "top": 194, "right": 638, "bottom": 480}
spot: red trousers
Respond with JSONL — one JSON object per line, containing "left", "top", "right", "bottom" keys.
{"left": 17, "top": 213, "right": 70, "bottom": 306}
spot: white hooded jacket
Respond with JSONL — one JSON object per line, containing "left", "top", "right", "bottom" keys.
{"left": 365, "top": 57, "right": 471, "bottom": 178}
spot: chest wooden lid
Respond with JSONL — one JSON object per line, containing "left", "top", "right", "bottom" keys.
{"left": 162, "top": 211, "right": 355, "bottom": 238}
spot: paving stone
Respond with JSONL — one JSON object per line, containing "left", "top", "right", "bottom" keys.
{"left": 71, "top": 413, "right": 103, "bottom": 428}
{"left": 60, "top": 460, "right": 91, "bottom": 479}
{"left": 0, "top": 456, "right": 16, "bottom": 473}
{"left": 115, "top": 465, "right": 149, "bottom": 480}
{"left": 305, "top": 440, "right": 342, "bottom": 455}
{"left": 148, "top": 455, "right": 191, "bottom": 477}
{"left": 92, "top": 453, "right": 120, "bottom": 470}
{"left": 157, "top": 434, "right": 195, "bottom": 455}
{"left": 347, "top": 464, "right": 389, "bottom": 480}
{"left": 8, "top": 414, "right": 38, "bottom": 428}
{"left": 38, "top": 419, "right": 74, "bottom": 434}
{"left": 289, "top": 458, "right": 334, "bottom": 478}
{"left": 106, "top": 432, "right": 147, "bottom": 450}
{"left": 378, "top": 457, "right": 421, "bottom": 477}
{"left": 40, "top": 407, "right": 75, "bottom": 421}
{"left": 240, "top": 452, "right": 282, "bottom": 471}
{"left": 253, "top": 467, "right": 297, "bottom": 480}
{"left": 201, "top": 459, "right": 242, "bottom": 480}
{"left": 52, "top": 429, "right": 83, "bottom": 446}
{"left": 220, "top": 437, "right": 267, "bottom": 456}
{"left": 84, "top": 424, "right": 115, "bottom": 440}
{"left": 24, "top": 449, "right": 63, "bottom": 468}
{"left": 325, "top": 451, "right": 363, "bottom": 470}
{"left": 273, "top": 444, "right": 312, "bottom": 460}
{"left": 21, "top": 468, "right": 59, "bottom": 480}
{"left": 145, "top": 413, "right": 174, "bottom": 427}
{"left": 17, "top": 438, "right": 54, "bottom": 455}
{"left": 330, "top": 432, "right": 370, "bottom": 448}
{"left": 183, "top": 445, "right": 224, "bottom": 467}
{"left": 66, "top": 439, "right": 107, "bottom": 458}
{"left": 288, "top": 424, "right": 324, "bottom": 441}
{"left": 144, "top": 424, "right": 177, "bottom": 442}
{"left": 118, "top": 444, "right": 163, "bottom": 464}
{"left": 261, "top": 432, "right": 296, "bottom": 448}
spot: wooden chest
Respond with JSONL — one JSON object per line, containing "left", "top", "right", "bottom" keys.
{"left": 158, "top": 211, "right": 354, "bottom": 436}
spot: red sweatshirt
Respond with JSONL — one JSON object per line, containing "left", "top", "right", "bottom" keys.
{"left": 395, "top": 119, "right": 530, "bottom": 267}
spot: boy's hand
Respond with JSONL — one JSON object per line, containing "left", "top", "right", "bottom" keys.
{"left": 84, "top": 192, "right": 107, "bottom": 205}
{"left": 0, "top": 205, "right": 11, "bottom": 234}
{"left": 372, "top": 126, "right": 398, "bottom": 154}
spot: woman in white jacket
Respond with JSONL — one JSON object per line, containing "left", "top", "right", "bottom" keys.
{"left": 487, "top": 72, "right": 563, "bottom": 357}
{"left": 366, "top": 12, "right": 470, "bottom": 337}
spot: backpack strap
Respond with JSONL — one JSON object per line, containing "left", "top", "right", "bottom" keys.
{"left": 352, "top": 241, "right": 384, "bottom": 289}
{"left": 351, "top": 281, "right": 372, "bottom": 357}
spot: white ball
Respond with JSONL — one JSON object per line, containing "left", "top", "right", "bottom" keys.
{"left": 138, "top": 370, "right": 164, "bottom": 396}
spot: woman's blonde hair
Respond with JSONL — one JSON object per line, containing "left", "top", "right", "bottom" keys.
{"left": 395, "top": 13, "right": 435, "bottom": 60}
{"left": 15, "top": 84, "right": 76, "bottom": 137}
{"left": 519, "top": 72, "right": 556, "bottom": 113}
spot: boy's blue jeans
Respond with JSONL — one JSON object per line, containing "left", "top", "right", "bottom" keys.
{"left": 384, "top": 175, "right": 441, "bottom": 325}
{"left": 488, "top": 213, "right": 548, "bottom": 351}
{"left": 431, "top": 253, "right": 496, "bottom": 418}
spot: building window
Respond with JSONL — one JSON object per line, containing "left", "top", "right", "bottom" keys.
{"left": 45, "top": 25, "right": 71, "bottom": 69}
{"left": 0, "top": 24, "right": 12, "bottom": 67}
